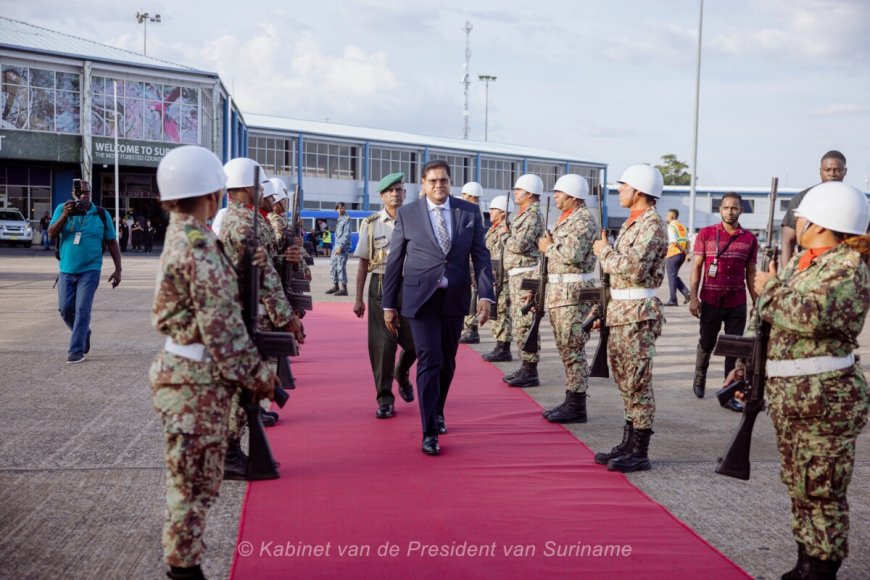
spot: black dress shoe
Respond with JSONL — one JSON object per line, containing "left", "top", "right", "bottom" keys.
{"left": 376, "top": 404, "right": 395, "bottom": 419}
{"left": 436, "top": 415, "right": 448, "bottom": 435}
{"left": 724, "top": 398, "right": 744, "bottom": 413}
{"left": 422, "top": 435, "right": 440, "bottom": 455}
{"left": 663, "top": 301, "right": 678, "bottom": 306}
{"left": 396, "top": 373, "right": 415, "bottom": 403}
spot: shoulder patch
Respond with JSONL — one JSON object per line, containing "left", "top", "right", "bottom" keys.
{"left": 184, "top": 225, "right": 207, "bottom": 248}
{"left": 365, "top": 212, "right": 380, "bottom": 223}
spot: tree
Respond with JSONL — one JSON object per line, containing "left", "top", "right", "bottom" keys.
{"left": 655, "top": 154, "right": 692, "bottom": 186}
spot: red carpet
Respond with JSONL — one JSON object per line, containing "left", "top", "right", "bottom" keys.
{"left": 230, "top": 303, "right": 748, "bottom": 579}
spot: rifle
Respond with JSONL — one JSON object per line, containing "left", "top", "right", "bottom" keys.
{"left": 240, "top": 165, "right": 296, "bottom": 480}
{"left": 519, "top": 196, "right": 550, "bottom": 353}
{"left": 490, "top": 200, "right": 510, "bottom": 319}
{"left": 292, "top": 185, "right": 315, "bottom": 266}
{"left": 578, "top": 184, "right": 610, "bottom": 378}
{"left": 279, "top": 184, "right": 314, "bottom": 313}
{"left": 713, "top": 177, "right": 779, "bottom": 481}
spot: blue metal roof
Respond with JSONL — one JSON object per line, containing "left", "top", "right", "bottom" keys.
{"left": 0, "top": 16, "right": 215, "bottom": 76}
{"left": 245, "top": 113, "right": 606, "bottom": 167}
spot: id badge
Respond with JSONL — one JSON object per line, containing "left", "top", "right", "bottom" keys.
{"left": 74, "top": 232, "right": 82, "bottom": 245}
{"left": 707, "top": 261, "right": 718, "bottom": 278}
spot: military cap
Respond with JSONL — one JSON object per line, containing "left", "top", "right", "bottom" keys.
{"left": 377, "top": 172, "right": 405, "bottom": 193}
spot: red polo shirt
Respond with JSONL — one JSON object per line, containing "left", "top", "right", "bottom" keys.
{"left": 694, "top": 223, "right": 758, "bottom": 308}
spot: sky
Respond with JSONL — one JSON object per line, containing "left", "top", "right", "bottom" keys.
{"left": 6, "top": 0, "right": 870, "bottom": 189}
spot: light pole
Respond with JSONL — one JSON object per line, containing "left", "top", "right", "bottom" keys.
{"left": 688, "top": 0, "right": 703, "bottom": 237}
{"left": 135, "top": 12, "right": 161, "bottom": 56}
{"left": 478, "top": 74, "right": 497, "bottom": 141}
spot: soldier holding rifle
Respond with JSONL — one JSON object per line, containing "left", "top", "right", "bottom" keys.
{"left": 502, "top": 174, "right": 545, "bottom": 388}
{"left": 482, "top": 194, "right": 512, "bottom": 362}
{"left": 150, "top": 146, "right": 279, "bottom": 580}
{"left": 591, "top": 165, "right": 667, "bottom": 473}
{"left": 723, "top": 182, "right": 869, "bottom": 579}
{"left": 537, "top": 175, "right": 599, "bottom": 424}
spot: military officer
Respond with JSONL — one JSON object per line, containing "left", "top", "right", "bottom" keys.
{"left": 537, "top": 175, "right": 598, "bottom": 423}
{"left": 726, "top": 182, "right": 869, "bottom": 579}
{"left": 150, "top": 145, "right": 278, "bottom": 580}
{"left": 482, "top": 194, "right": 512, "bottom": 362}
{"left": 591, "top": 165, "right": 667, "bottom": 473}
{"left": 353, "top": 173, "right": 417, "bottom": 418}
{"left": 502, "top": 174, "right": 545, "bottom": 387}
{"left": 459, "top": 181, "right": 483, "bottom": 344}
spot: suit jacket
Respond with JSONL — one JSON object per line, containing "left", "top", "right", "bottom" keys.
{"left": 383, "top": 196, "right": 494, "bottom": 318}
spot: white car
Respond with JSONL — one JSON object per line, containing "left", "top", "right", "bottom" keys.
{"left": 0, "top": 208, "right": 33, "bottom": 247}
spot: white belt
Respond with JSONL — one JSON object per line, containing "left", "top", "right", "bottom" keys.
{"left": 767, "top": 354, "right": 854, "bottom": 378}
{"left": 164, "top": 337, "right": 211, "bottom": 362}
{"left": 508, "top": 266, "right": 537, "bottom": 277}
{"left": 549, "top": 273, "right": 594, "bottom": 284}
{"left": 610, "top": 288, "right": 657, "bottom": 300}
{"left": 258, "top": 304, "right": 266, "bottom": 316}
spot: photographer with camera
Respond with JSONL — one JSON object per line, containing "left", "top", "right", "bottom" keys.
{"left": 48, "top": 179, "right": 122, "bottom": 364}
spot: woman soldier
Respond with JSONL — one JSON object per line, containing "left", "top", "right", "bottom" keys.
{"left": 726, "top": 182, "right": 869, "bottom": 579}
{"left": 150, "top": 145, "right": 278, "bottom": 580}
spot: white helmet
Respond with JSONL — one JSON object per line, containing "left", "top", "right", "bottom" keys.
{"left": 618, "top": 164, "right": 664, "bottom": 198}
{"left": 514, "top": 174, "right": 544, "bottom": 196}
{"left": 462, "top": 182, "right": 483, "bottom": 197}
{"left": 489, "top": 195, "right": 508, "bottom": 213}
{"left": 261, "top": 178, "right": 276, "bottom": 198}
{"left": 157, "top": 145, "right": 226, "bottom": 201}
{"left": 553, "top": 174, "right": 589, "bottom": 199}
{"left": 794, "top": 182, "right": 869, "bottom": 235}
{"left": 224, "top": 157, "right": 266, "bottom": 189}
{"left": 268, "top": 177, "right": 289, "bottom": 202}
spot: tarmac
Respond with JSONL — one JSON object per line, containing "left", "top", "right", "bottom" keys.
{"left": 0, "top": 245, "right": 867, "bottom": 580}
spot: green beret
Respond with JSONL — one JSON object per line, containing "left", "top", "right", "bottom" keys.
{"left": 377, "top": 172, "right": 405, "bottom": 193}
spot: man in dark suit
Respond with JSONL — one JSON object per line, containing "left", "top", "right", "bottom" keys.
{"left": 382, "top": 160, "right": 494, "bottom": 456}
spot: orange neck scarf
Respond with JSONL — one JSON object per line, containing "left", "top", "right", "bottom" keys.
{"left": 625, "top": 208, "right": 646, "bottom": 228}
{"left": 557, "top": 208, "right": 575, "bottom": 224}
{"left": 797, "top": 246, "right": 835, "bottom": 272}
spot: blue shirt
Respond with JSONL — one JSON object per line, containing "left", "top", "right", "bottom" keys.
{"left": 51, "top": 203, "right": 116, "bottom": 274}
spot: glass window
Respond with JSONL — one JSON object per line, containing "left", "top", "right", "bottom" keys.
{"left": 429, "top": 151, "right": 473, "bottom": 184}
{"left": 527, "top": 162, "right": 563, "bottom": 192}
{"left": 369, "top": 147, "right": 417, "bottom": 183}
{"left": 480, "top": 157, "right": 520, "bottom": 191}
{"left": 1, "top": 64, "right": 80, "bottom": 133}
{"left": 250, "top": 132, "right": 297, "bottom": 176}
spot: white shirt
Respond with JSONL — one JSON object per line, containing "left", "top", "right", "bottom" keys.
{"left": 211, "top": 207, "right": 227, "bottom": 235}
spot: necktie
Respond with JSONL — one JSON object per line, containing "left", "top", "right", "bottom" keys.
{"left": 433, "top": 206, "right": 451, "bottom": 254}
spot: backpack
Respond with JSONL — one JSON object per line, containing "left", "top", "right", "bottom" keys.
{"left": 55, "top": 205, "right": 111, "bottom": 260}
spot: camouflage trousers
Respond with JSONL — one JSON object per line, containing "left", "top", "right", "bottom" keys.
{"left": 769, "top": 368, "right": 869, "bottom": 561}
{"left": 509, "top": 273, "right": 538, "bottom": 363}
{"left": 329, "top": 250, "right": 349, "bottom": 284}
{"left": 608, "top": 319, "right": 662, "bottom": 429}
{"left": 463, "top": 280, "right": 479, "bottom": 331}
{"left": 488, "top": 284, "right": 512, "bottom": 343}
{"left": 161, "top": 432, "right": 227, "bottom": 567}
{"left": 228, "top": 391, "right": 247, "bottom": 438}
{"left": 549, "top": 303, "right": 593, "bottom": 394}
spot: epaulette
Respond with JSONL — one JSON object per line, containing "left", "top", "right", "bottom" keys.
{"left": 184, "top": 225, "right": 207, "bottom": 248}
{"left": 364, "top": 212, "right": 380, "bottom": 223}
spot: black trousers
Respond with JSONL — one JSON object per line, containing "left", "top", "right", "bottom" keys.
{"left": 699, "top": 302, "right": 747, "bottom": 378}
{"left": 408, "top": 289, "right": 464, "bottom": 437}
{"left": 665, "top": 253, "right": 689, "bottom": 302}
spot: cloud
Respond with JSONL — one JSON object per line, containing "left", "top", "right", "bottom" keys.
{"left": 812, "top": 103, "right": 866, "bottom": 116}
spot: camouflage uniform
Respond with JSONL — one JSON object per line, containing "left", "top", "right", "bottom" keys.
{"left": 751, "top": 243, "right": 869, "bottom": 561}
{"left": 462, "top": 260, "right": 479, "bottom": 331}
{"left": 219, "top": 201, "right": 295, "bottom": 436}
{"left": 503, "top": 202, "right": 544, "bottom": 362}
{"left": 485, "top": 222, "right": 511, "bottom": 343}
{"left": 545, "top": 206, "right": 598, "bottom": 393}
{"left": 599, "top": 207, "right": 667, "bottom": 429}
{"left": 150, "top": 213, "right": 274, "bottom": 568}
{"left": 330, "top": 214, "right": 352, "bottom": 285}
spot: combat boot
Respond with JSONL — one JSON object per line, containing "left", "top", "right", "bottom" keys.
{"left": 459, "top": 325, "right": 480, "bottom": 344}
{"left": 693, "top": 346, "right": 711, "bottom": 398}
{"left": 607, "top": 428, "right": 653, "bottom": 472}
{"left": 502, "top": 363, "right": 524, "bottom": 382}
{"left": 803, "top": 556, "right": 841, "bottom": 580}
{"left": 167, "top": 565, "right": 206, "bottom": 580}
{"left": 781, "top": 543, "right": 809, "bottom": 580}
{"left": 594, "top": 421, "right": 634, "bottom": 465}
{"left": 483, "top": 341, "right": 512, "bottom": 362}
{"left": 334, "top": 284, "right": 348, "bottom": 296}
{"left": 542, "top": 390, "right": 571, "bottom": 418}
{"left": 547, "top": 392, "right": 587, "bottom": 423}
{"left": 223, "top": 437, "right": 248, "bottom": 481}
{"left": 504, "top": 362, "right": 540, "bottom": 387}
{"left": 325, "top": 283, "right": 339, "bottom": 295}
